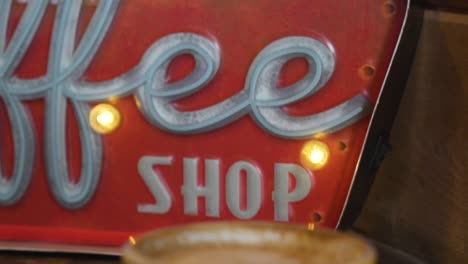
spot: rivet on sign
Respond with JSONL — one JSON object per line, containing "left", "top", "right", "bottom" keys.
{"left": 359, "top": 64, "right": 376, "bottom": 80}
{"left": 311, "top": 212, "right": 323, "bottom": 223}
{"left": 338, "top": 141, "right": 347, "bottom": 151}
{"left": 383, "top": 1, "right": 397, "bottom": 17}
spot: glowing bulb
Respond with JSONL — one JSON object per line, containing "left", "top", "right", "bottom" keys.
{"left": 300, "top": 140, "right": 330, "bottom": 171}
{"left": 129, "top": 236, "right": 136, "bottom": 246}
{"left": 96, "top": 111, "right": 115, "bottom": 126}
{"left": 310, "top": 148, "right": 325, "bottom": 164}
{"left": 89, "top": 104, "right": 121, "bottom": 134}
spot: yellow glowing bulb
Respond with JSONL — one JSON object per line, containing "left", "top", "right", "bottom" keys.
{"left": 96, "top": 111, "right": 115, "bottom": 126}
{"left": 300, "top": 140, "right": 330, "bottom": 171}
{"left": 129, "top": 236, "right": 136, "bottom": 246}
{"left": 89, "top": 104, "right": 121, "bottom": 134}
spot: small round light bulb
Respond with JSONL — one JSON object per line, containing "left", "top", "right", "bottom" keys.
{"left": 89, "top": 104, "right": 121, "bottom": 134}
{"left": 96, "top": 111, "right": 115, "bottom": 126}
{"left": 301, "top": 140, "right": 330, "bottom": 171}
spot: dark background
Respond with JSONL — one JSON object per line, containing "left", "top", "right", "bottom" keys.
{"left": 355, "top": 3, "right": 467, "bottom": 264}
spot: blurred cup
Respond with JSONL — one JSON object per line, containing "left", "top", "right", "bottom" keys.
{"left": 122, "top": 222, "right": 376, "bottom": 264}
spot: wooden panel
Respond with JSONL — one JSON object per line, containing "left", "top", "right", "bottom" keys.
{"left": 415, "top": 0, "right": 468, "bottom": 11}
{"left": 355, "top": 10, "right": 468, "bottom": 264}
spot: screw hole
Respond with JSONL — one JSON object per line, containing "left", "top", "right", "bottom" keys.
{"left": 359, "top": 65, "right": 376, "bottom": 80}
{"left": 338, "top": 141, "right": 347, "bottom": 151}
{"left": 311, "top": 212, "right": 323, "bottom": 223}
{"left": 383, "top": 1, "right": 397, "bottom": 17}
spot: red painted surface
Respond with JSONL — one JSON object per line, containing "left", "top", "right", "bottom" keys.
{"left": 0, "top": 0, "right": 407, "bottom": 248}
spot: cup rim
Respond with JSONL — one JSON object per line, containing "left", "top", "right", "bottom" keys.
{"left": 122, "top": 221, "right": 376, "bottom": 264}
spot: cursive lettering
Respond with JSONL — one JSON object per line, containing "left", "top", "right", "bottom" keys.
{"left": 0, "top": 0, "right": 370, "bottom": 208}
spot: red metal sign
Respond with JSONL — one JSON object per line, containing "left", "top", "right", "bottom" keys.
{"left": 0, "top": 0, "right": 408, "bottom": 251}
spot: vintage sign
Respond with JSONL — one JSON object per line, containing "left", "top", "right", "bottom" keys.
{"left": 0, "top": 0, "right": 409, "bottom": 251}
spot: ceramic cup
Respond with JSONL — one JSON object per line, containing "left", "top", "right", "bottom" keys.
{"left": 122, "top": 222, "right": 376, "bottom": 264}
